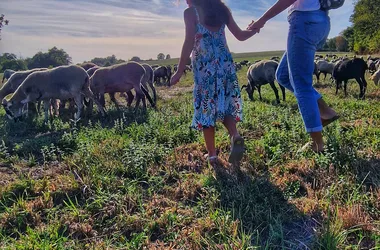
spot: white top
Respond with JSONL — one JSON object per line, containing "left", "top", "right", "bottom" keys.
{"left": 288, "top": 0, "right": 320, "bottom": 15}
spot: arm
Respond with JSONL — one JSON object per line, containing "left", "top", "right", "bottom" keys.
{"left": 176, "top": 8, "right": 196, "bottom": 74}
{"left": 227, "top": 11, "right": 257, "bottom": 41}
{"left": 248, "top": 0, "right": 296, "bottom": 30}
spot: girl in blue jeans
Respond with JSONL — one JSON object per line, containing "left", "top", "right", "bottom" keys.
{"left": 249, "top": 0, "right": 339, "bottom": 153}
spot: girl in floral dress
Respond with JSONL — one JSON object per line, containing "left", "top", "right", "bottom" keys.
{"left": 170, "top": 0, "right": 257, "bottom": 170}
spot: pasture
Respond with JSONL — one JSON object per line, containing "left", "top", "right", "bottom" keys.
{"left": 0, "top": 53, "right": 379, "bottom": 249}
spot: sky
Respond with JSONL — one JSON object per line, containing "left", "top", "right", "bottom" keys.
{"left": 0, "top": 0, "right": 354, "bottom": 63}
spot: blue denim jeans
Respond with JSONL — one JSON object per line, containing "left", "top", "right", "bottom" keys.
{"left": 276, "top": 10, "right": 330, "bottom": 133}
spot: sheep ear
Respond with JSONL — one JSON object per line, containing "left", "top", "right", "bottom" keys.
{"left": 2, "top": 99, "right": 8, "bottom": 106}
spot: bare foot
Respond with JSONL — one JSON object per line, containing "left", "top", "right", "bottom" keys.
{"left": 318, "top": 98, "right": 338, "bottom": 120}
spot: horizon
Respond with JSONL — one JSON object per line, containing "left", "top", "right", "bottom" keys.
{"left": 1, "top": 0, "right": 354, "bottom": 64}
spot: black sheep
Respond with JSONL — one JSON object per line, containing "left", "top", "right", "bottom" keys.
{"left": 332, "top": 58, "right": 368, "bottom": 99}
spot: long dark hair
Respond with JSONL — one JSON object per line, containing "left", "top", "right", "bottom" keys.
{"left": 192, "top": 0, "right": 230, "bottom": 27}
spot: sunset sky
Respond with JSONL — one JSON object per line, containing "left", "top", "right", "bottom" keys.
{"left": 0, "top": 0, "right": 354, "bottom": 63}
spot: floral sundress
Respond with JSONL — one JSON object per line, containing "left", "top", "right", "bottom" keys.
{"left": 191, "top": 7, "right": 243, "bottom": 131}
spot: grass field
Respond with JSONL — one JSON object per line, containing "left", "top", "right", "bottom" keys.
{"left": 0, "top": 54, "right": 379, "bottom": 249}
{"left": 141, "top": 51, "right": 352, "bottom": 66}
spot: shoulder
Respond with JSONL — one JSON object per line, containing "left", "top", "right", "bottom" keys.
{"left": 184, "top": 7, "right": 196, "bottom": 19}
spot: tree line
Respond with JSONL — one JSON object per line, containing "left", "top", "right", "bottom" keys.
{"left": 321, "top": 0, "right": 379, "bottom": 53}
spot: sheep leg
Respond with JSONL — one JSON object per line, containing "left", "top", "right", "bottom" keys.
{"left": 344, "top": 81, "right": 348, "bottom": 97}
{"left": 360, "top": 76, "right": 367, "bottom": 99}
{"left": 109, "top": 92, "right": 120, "bottom": 111}
{"left": 52, "top": 99, "right": 60, "bottom": 117}
{"left": 323, "top": 73, "right": 327, "bottom": 80}
{"left": 73, "top": 95, "right": 83, "bottom": 121}
{"left": 147, "top": 81, "right": 157, "bottom": 103}
{"left": 269, "top": 82, "right": 280, "bottom": 103}
{"left": 335, "top": 81, "right": 341, "bottom": 95}
{"left": 99, "top": 94, "right": 106, "bottom": 108}
{"left": 82, "top": 89, "right": 106, "bottom": 116}
{"left": 257, "top": 85, "right": 262, "bottom": 101}
{"left": 279, "top": 84, "right": 286, "bottom": 101}
{"left": 126, "top": 91, "right": 134, "bottom": 107}
{"left": 141, "top": 85, "right": 155, "bottom": 108}
{"left": 43, "top": 101, "right": 50, "bottom": 123}
{"left": 355, "top": 77, "right": 364, "bottom": 99}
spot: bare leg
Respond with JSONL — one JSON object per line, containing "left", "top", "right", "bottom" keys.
{"left": 203, "top": 127, "right": 217, "bottom": 157}
{"left": 317, "top": 98, "right": 338, "bottom": 120}
{"left": 222, "top": 115, "right": 240, "bottom": 139}
{"left": 310, "top": 132, "right": 324, "bottom": 152}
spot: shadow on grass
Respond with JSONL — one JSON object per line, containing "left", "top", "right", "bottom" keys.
{"left": 210, "top": 170, "right": 318, "bottom": 249}
{"left": 0, "top": 106, "right": 152, "bottom": 161}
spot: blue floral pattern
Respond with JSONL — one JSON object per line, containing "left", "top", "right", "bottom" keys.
{"left": 191, "top": 7, "right": 243, "bottom": 130}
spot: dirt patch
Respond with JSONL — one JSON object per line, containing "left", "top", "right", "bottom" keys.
{"left": 156, "top": 86, "right": 193, "bottom": 100}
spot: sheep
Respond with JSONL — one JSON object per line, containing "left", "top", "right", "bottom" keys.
{"left": 79, "top": 62, "right": 98, "bottom": 71}
{"left": 368, "top": 60, "right": 377, "bottom": 74}
{"left": 125, "top": 64, "right": 156, "bottom": 106}
{"left": 90, "top": 62, "right": 155, "bottom": 110}
{"left": 2, "top": 65, "right": 105, "bottom": 122}
{"left": 241, "top": 60, "right": 285, "bottom": 104}
{"left": 332, "top": 58, "right": 368, "bottom": 99}
{"left": 313, "top": 62, "right": 320, "bottom": 83}
{"left": 234, "top": 62, "right": 242, "bottom": 71}
{"left": 371, "top": 69, "right": 380, "bottom": 86}
{"left": 239, "top": 60, "right": 250, "bottom": 66}
{"left": 316, "top": 60, "right": 335, "bottom": 81}
{"left": 270, "top": 57, "right": 280, "bottom": 62}
{"left": 376, "top": 60, "right": 380, "bottom": 70}
{"left": 2, "top": 69, "right": 16, "bottom": 83}
{"left": 154, "top": 66, "right": 170, "bottom": 85}
{"left": 0, "top": 68, "right": 48, "bottom": 102}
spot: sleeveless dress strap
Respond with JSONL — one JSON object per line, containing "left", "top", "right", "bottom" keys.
{"left": 193, "top": 7, "right": 200, "bottom": 23}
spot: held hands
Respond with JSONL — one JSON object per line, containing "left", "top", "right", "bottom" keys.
{"left": 170, "top": 71, "right": 183, "bottom": 87}
{"left": 247, "top": 19, "right": 265, "bottom": 33}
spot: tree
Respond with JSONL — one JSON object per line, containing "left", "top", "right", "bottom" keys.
{"left": 0, "top": 53, "right": 27, "bottom": 72}
{"left": 130, "top": 56, "right": 141, "bottom": 62}
{"left": 327, "top": 38, "right": 337, "bottom": 51}
{"left": 341, "top": 26, "right": 355, "bottom": 52}
{"left": 350, "top": 0, "right": 380, "bottom": 53}
{"left": 90, "top": 55, "right": 125, "bottom": 66}
{"left": 0, "top": 14, "right": 9, "bottom": 40}
{"left": 157, "top": 53, "right": 165, "bottom": 60}
{"left": 166, "top": 54, "right": 171, "bottom": 60}
{"left": 27, "top": 47, "right": 72, "bottom": 69}
{"left": 335, "top": 36, "right": 348, "bottom": 52}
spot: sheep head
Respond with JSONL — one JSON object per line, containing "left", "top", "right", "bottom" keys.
{"left": 241, "top": 84, "right": 254, "bottom": 101}
{"left": 2, "top": 98, "right": 24, "bottom": 121}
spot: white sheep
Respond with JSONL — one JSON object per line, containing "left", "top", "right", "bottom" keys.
{"left": 2, "top": 65, "right": 105, "bottom": 122}
{"left": 316, "top": 60, "right": 335, "bottom": 80}
{"left": 371, "top": 69, "right": 380, "bottom": 86}
{"left": 0, "top": 68, "right": 47, "bottom": 102}
{"left": 90, "top": 62, "right": 155, "bottom": 110}
{"left": 242, "top": 60, "right": 285, "bottom": 103}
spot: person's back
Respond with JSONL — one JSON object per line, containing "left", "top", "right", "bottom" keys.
{"left": 288, "top": 0, "right": 320, "bottom": 14}
{"left": 170, "top": 0, "right": 257, "bottom": 175}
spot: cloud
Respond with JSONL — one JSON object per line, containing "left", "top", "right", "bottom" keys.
{"left": 0, "top": 0, "right": 353, "bottom": 63}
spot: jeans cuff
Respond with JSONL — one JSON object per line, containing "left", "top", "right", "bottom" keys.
{"left": 306, "top": 125, "right": 323, "bottom": 133}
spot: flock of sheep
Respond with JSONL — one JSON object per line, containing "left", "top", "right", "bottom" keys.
{"left": 238, "top": 54, "right": 380, "bottom": 102}
{"left": 0, "top": 54, "right": 379, "bottom": 123}
{"left": 0, "top": 62, "right": 158, "bottom": 122}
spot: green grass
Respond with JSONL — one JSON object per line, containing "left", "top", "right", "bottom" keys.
{"left": 141, "top": 51, "right": 353, "bottom": 66}
{"left": 0, "top": 55, "right": 379, "bottom": 249}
